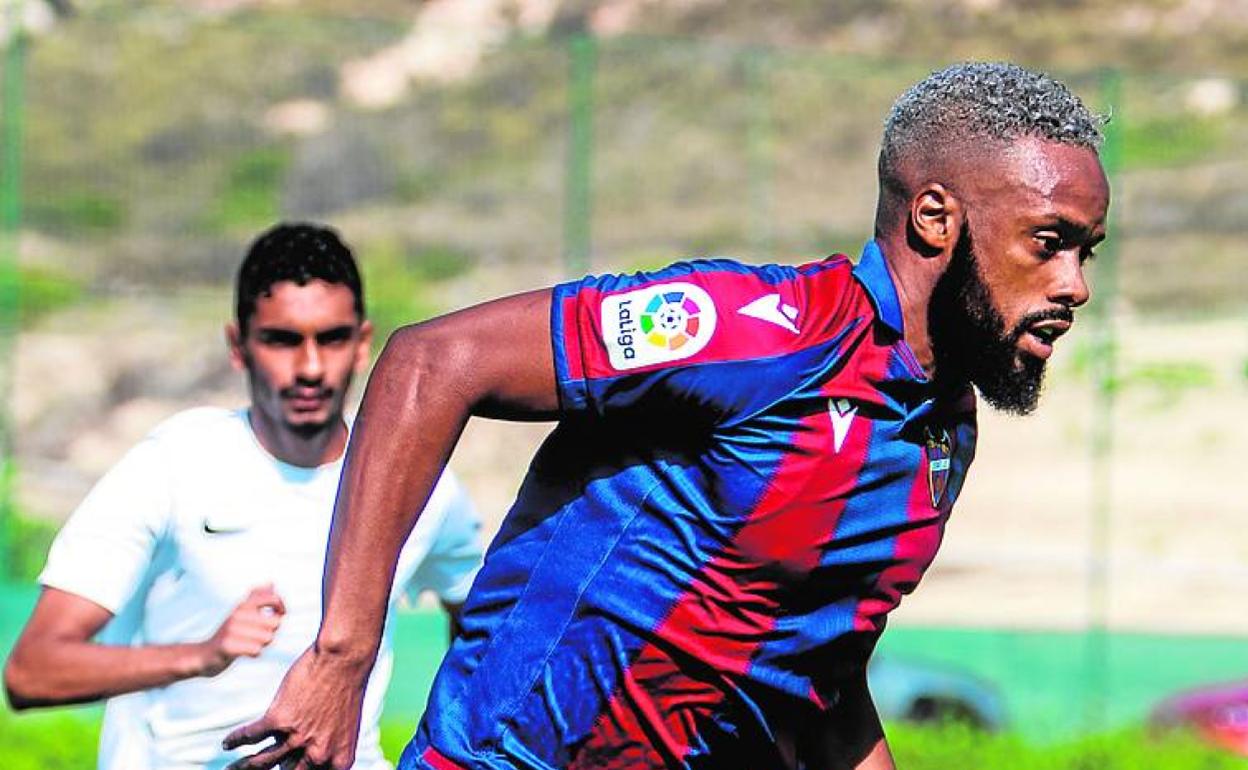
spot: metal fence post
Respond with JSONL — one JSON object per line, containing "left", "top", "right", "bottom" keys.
{"left": 744, "top": 49, "right": 773, "bottom": 258}
{"left": 1085, "top": 66, "right": 1123, "bottom": 732}
{"left": 0, "top": 0, "right": 27, "bottom": 582}
{"left": 565, "top": 33, "right": 595, "bottom": 277}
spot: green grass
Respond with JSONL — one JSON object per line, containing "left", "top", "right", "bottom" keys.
{"left": 0, "top": 710, "right": 101, "bottom": 770}
{"left": 877, "top": 628, "right": 1248, "bottom": 744}
{"left": 382, "top": 721, "right": 415, "bottom": 762}
{"left": 887, "top": 722, "right": 1246, "bottom": 770}
{"left": 388, "top": 721, "right": 1248, "bottom": 768}
{"left": 4, "top": 710, "right": 1240, "bottom": 769}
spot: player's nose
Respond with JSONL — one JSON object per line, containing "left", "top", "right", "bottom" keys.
{"left": 1050, "top": 253, "right": 1090, "bottom": 309}
{"left": 295, "top": 340, "right": 325, "bottom": 380}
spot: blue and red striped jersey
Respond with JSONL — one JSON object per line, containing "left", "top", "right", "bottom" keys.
{"left": 403, "top": 241, "right": 978, "bottom": 770}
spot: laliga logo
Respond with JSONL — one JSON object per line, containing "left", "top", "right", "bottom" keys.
{"left": 640, "top": 291, "right": 705, "bottom": 351}
{"left": 602, "top": 282, "right": 717, "bottom": 371}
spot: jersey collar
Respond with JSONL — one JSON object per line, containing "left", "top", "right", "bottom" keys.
{"left": 851, "top": 240, "right": 905, "bottom": 336}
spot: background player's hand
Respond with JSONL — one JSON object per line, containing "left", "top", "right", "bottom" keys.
{"left": 222, "top": 644, "right": 370, "bottom": 770}
{"left": 198, "top": 584, "right": 286, "bottom": 677}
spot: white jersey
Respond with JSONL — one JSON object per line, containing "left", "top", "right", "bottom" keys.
{"left": 38, "top": 407, "right": 484, "bottom": 770}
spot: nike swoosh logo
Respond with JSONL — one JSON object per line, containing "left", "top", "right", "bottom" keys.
{"left": 828, "top": 398, "right": 857, "bottom": 453}
{"left": 737, "top": 293, "right": 800, "bottom": 334}
{"left": 202, "top": 521, "right": 248, "bottom": 535}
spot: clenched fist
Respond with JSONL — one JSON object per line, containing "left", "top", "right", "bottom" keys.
{"left": 196, "top": 584, "right": 287, "bottom": 677}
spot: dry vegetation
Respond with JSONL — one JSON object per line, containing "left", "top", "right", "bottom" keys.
{"left": 6, "top": 1, "right": 1246, "bottom": 635}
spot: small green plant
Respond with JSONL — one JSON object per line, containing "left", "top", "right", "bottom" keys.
{"left": 394, "top": 171, "right": 441, "bottom": 205}
{"left": 1124, "top": 361, "right": 1215, "bottom": 393}
{"left": 18, "top": 265, "right": 84, "bottom": 327}
{"left": 359, "top": 239, "right": 464, "bottom": 344}
{"left": 1065, "top": 338, "right": 1216, "bottom": 403}
{"left": 6, "top": 512, "right": 60, "bottom": 582}
{"left": 208, "top": 146, "right": 291, "bottom": 233}
{"left": 1120, "top": 115, "right": 1226, "bottom": 170}
{"left": 1065, "top": 336, "right": 1120, "bottom": 390}
{"left": 26, "top": 192, "right": 126, "bottom": 235}
{"left": 408, "top": 244, "right": 475, "bottom": 283}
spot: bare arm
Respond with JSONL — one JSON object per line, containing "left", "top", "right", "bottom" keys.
{"left": 321, "top": 288, "right": 556, "bottom": 660}
{"left": 226, "top": 289, "right": 557, "bottom": 770}
{"left": 795, "top": 670, "right": 896, "bottom": 770}
{"left": 4, "top": 585, "right": 285, "bottom": 710}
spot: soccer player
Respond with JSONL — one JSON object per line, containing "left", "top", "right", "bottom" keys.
{"left": 226, "top": 62, "right": 1110, "bottom": 770}
{"left": 3, "top": 223, "right": 485, "bottom": 770}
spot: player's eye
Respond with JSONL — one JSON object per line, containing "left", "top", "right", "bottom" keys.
{"left": 1081, "top": 234, "right": 1105, "bottom": 264}
{"left": 315, "top": 327, "right": 355, "bottom": 346}
{"left": 1035, "top": 234, "right": 1063, "bottom": 257}
{"left": 256, "top": 330, "right": 303, "bottom": 347}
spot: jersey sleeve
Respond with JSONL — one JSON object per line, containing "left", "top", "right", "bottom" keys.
{"left": 551, "top": 258, "right": 854, "bottom": 422}
{"left": 404, "top": 471, "right": 485, "bottom": 605}
{"left": 38, "top": 435, "right": 172, "bottom": 615}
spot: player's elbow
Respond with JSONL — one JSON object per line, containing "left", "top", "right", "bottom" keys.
{"left": 381, "top": 291, "right": 557, "bottom": 418}
{"left": 383, "top": 321, "right": 449, "bottom": 365}
{"left": 381, "top": 322, "right": 480, "bottom": 401}
{"left": 3, "top": 636, "right": 73, "bottom": 710}
{"left": 3, "top": 650, "right": 44, "bottom": 710}
{"left": 386, "top": 320, "right": 475, "bottom": 368}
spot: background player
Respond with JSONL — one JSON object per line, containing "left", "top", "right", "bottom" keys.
{"left": 226, "top": 62, "right": 1109, "bottom": 770}
{"left": 3, "top": 223, "right": 485, "bottom": 770}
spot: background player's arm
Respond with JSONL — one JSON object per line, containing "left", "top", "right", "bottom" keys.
{"left": 225, "top": 288, "right": 557, "bottom": 770}
{"left": 4, "top": 584, "right": 285, "bottom": 710}
{"left": 795, "top": 670, "right": 896, "bottom": 770}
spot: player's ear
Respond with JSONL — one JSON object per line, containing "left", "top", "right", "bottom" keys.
{"left": 225, "top": 322, "right": 247, "bottom": 372}
{"left": 354, "top": 320, "right": 374, "bottom": 372}
{"left": 910, "top": 182, "right": 964, "bottom": 259}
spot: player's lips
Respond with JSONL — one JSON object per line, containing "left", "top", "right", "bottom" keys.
{"left": 285, "top": 390, "right": 331, "bottom": 411}
{"left": 1019, "top": 319, "right": 1072, "bottom": 360}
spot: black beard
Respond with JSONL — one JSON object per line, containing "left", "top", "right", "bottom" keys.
{"left": 929, "top": 224, "right": 1067, "bottom": 415}
{"left": 285, "top": 416, "right": 336, "bottom": 439}
{"left": 278, "top": 382, "right": 345, "bottom": 439}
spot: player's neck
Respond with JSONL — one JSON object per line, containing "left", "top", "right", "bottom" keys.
{"left": 248, "top": 408, "right": 349, "bottom": 469}
{"left": 874, "top": 233, "right": 940, "bottom": 380}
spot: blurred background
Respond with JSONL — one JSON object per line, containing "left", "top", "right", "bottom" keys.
{"left": 1, "top": 0, "right": 1246, "bottom": 767}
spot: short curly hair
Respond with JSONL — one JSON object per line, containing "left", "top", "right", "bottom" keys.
{"left": 880, "top": 61, "right": 1104, "bottom": 175}
{"left": 235, "top": 222, "right": 365, "bottom": 336}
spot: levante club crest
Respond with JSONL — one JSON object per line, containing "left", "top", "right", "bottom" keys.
{"left": 924, "top": 426, "right": 953, "bottom": 508}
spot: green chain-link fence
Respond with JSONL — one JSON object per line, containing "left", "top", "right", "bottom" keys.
{"left": 2, "top": 4, "right": 1246, "bottom": 739}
